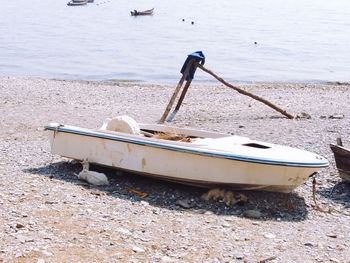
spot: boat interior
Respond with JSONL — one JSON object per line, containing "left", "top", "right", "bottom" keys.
{"left": 97, "top": 117, "right": 270, "bottom": 151}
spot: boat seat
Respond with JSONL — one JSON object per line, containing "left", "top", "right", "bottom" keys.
{"left": 193, "top": 136, "right": 250, "bottom": 145}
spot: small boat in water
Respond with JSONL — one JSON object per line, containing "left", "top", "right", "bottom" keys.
{"left": 330, "top": 139, "right": 350, "bottom": 182}
{"left": 130, "top": 8, "right": 154, "bottom": 16}
{"left": 67, "top": 0, "right": 87, "bottom": 6}
{"left": 45, "top": 116, "right": 328, "bottom": 193}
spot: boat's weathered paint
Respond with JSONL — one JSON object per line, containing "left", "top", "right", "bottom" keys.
{"left": 46, "top": 123, "right": 328, "bottom": 192}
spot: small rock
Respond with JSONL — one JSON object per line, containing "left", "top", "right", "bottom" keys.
{"left": 41, "top": 250, "right": 53, "bottom": 257}
{"left": 264, "top": 233, "right": 276, "bottom": 239}
{"left": 243, "top": 210, "right": 261, "bottom": 219}
{"left": 15, "top": 251, "right": 23, "bottom": 258}
{"left": 140, "top": 237, "right": 152, "bottom": 242}
{"left": 304, "top": 242, "right": 314, "bottom": 247}
{"left": 297, "top": 112, "right": 311, "bottom": 119}
{"left": 329, "top": 114, "right": 344, "bottom": 119}
{"left": 221, "top": 222, "right": 231, "bottom": 228}
{"left": 161, "top": 255, "right": 174, "bottom": 262}
{"left": 15, "top": 223, "right": 25, "bottom": 229}
{"left": 140, "top": 200, "right": 149, "bottom": 206}
{"left": 329, "top": 258, "right": 340, "bottom": 263}
{"left": 204, "top": 211, "right": 214, "bottom": 215}
{"left": 117, "top": 228, "right": 132, "bottom": 236}
{"left": 327, "top": 234, "right": 337, "bottom": 238}
{"left": 176, "top": 199, "right": 195, "bottom": 209}
{"left": 132, "top": 246, "right": 145, "bottom": 253}
{"left": 16, "top": 235, "right": 27, "bottom": 243}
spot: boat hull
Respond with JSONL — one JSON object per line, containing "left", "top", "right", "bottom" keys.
{"left": 330, "top": 144, "right": 350, "bottom": 182}
{"left": 130, "top": 8, "right": 154, "bottom": 16}
{"left": 47, "top": 124, "right": 327, "bottom": 192}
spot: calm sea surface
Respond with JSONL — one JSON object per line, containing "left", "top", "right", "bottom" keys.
{"left": 0, "top": 0, "right": 349, "bottom": 83}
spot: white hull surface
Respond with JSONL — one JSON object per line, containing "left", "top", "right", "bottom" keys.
{"left": 46, "top": 122, "right": 328, "bottom": 193}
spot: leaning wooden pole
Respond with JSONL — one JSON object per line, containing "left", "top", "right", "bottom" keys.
{"left": 159, "top": 60, "right": 194, "bottom": 123}
{"left": 197, "top": 64, "right": 295, "bottom": 119}
{"left": 167, "top": 79, "right": 193, "bottom": 122}
{"left": 158, "top": 74, "right": 186, "bottom": 123}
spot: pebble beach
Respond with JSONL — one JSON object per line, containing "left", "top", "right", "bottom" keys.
{"left": 0, "top": 76, "right": 349, "bottom": 262}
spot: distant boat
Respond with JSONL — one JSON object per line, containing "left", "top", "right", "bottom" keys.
{"left": 130, "top": 8, "right": 154, "bottom": 16}
{"left": 67, "top": 0, "right": 87, "bottom": 6}
{"left": 330, "top": 139, "right": 350, "bottom": 182}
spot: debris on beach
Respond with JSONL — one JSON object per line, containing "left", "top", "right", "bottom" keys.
{"left": 176, "top": 199, "right": 196, "bottom": 209}
{"left": 75, "top": 161, "right": 109, "bottom": 186}
{"left": 243, "top": 209, "right": 262, "bottom": 219}
{"left": 201, "top": 188, "right": 248, "bottom": 206}
{"left": 296, "top": 112, "right": 311, "bottom": 119}
{"left": 76, "top": 169, "right": 109, "bottom": 186}
{"left": 329, "top": 114, "right": 344, "bottom": 119}
{"left": 126, "top": 187, "right": 148, "bottom": 198}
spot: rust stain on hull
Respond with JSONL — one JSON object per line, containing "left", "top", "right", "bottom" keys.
{"left": 141, "top": 158, "right": 146, "bottom": 169}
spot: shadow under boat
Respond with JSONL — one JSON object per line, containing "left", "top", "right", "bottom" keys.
{"left": 24, "top": 161, "right": 309, "bottom": 221}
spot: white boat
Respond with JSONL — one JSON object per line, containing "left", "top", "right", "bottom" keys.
{"left": 45, "top": 117, "right": 328, "bottom": 193}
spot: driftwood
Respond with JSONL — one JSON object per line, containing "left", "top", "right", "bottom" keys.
{"left": 197, "top": 64, "right": 294, "bottom": 119}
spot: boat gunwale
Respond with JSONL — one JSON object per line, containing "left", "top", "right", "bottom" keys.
{"left": 330, "top": 143, "right": 350, "bottom": 155}
{"left": 45, "top": 124, "right": 329, "bottom": 168}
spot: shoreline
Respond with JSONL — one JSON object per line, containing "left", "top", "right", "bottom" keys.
{"left": 0, "top": 76, "right": 349, "bottom": 262}
{"left": 2, "top": 74, "right": 350, "bottom": 87}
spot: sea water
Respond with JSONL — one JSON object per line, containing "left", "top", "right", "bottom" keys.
{"left": 0, "top": 0, "right": 349, "bottom": 83}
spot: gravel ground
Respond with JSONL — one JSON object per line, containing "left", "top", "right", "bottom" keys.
{"left": 0, "top": 76, "right": 349, "bottom": 263}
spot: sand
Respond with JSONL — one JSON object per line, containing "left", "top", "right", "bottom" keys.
{"left": 0, "top": 76, "right": 349, "bottom": 262}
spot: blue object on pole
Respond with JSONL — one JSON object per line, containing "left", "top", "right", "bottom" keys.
{"left": 180, "top": 51, "right": 205, "bottom": 81}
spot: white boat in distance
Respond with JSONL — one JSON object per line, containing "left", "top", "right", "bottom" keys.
{"left": 46, "top": 118, "right": 328, "bottom": 193}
